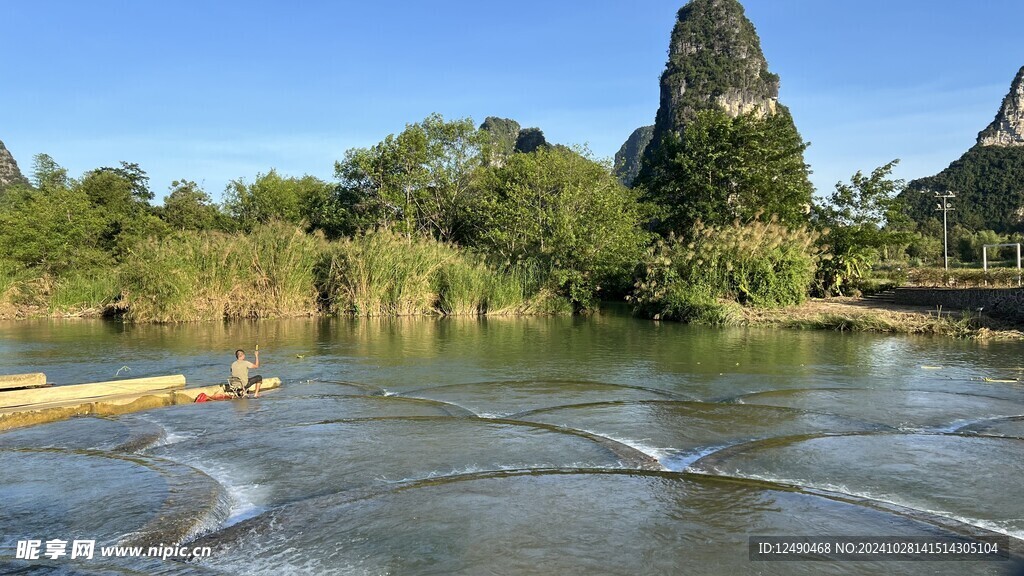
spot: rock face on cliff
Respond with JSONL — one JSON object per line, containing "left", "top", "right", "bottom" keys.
{"left": 480, "top": 117, "right": 522, "bottom": 159}
{"left": 614, "top": 126, "right": 654, "bottom": 186}
{"left": 0, "top": 139, "right": 27, "bottom": 188}
{"left": 653, "top": 0, "right": 779, "bottom": 143}
{"left": 621, "top": 0, "right": 802, "bottom": 188}
{"left": 513, "top": 128, "right": 549, "bottom": 154}
{"left": 977, "top": 66, "right": 1024, "bottom": 147}
{"left": 479, "top": 118, "right": 551, "bottom": 162}
{"left": 901, "top": 65, "right": 1024, "bottom": 233}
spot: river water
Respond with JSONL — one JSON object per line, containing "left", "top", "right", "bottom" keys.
{"left": 0, "top": 312, "right": 1022, "bottom": 574}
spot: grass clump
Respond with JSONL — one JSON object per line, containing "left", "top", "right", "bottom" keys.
{"left": 742, "top": 301, "right": 1022, "bottom": 340}
{"left": 320, "top": 229, "right": 565, "bottom": 317}
{"left": 630, "top": 217, "right": 819, "bottom": 324}
{"left": 119, "top": 222, "right": 325, "bottom": 322}
{"left": 49, "top": 271, "right": 119, "bottom": 315}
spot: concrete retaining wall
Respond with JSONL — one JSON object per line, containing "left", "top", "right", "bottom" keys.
{"left": 894, "top": 287, "right": 1024, "bottom": 311}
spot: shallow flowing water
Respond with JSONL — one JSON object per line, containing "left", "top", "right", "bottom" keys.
{"left": 0, "top": 312, "right": 1022, "bottom": 574}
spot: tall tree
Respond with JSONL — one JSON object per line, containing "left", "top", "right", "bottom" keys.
{"left": 469, "top": 146, "right": 650, "bottom": 307}
{"left": 636, "top": 108, "right": 813, "bottom": 235}
{"left": 224, "top": 170, "right": 331, "bottom": 231}
{"left": 0, "top": 185, "right": 106, "bottom": 272}
{"left": 814, "top": 160, "right": 911, "bottom": 294}
{"left": 162, "top": 180, "right": 226, "bottom": 231}
{"left": 332, "top": 114, "right": 486, "bottom": 241}
{"left": 97, "top": 161, "right": 153, "bottom": 202}
{"left": 31, "top": 153, "right": 68, "bottom": 190}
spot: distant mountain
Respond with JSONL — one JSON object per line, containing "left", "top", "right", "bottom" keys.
{"left": 479, "top": 117, "right": 551, "bottom": 164}
{"left": 614, "top": 126, "right": 653, "bottom": 187}
{"left": 0, "top": 139, "right": 27, "bottom": 188}
{"left": 901, "top": 66, "right": 1024, "bottom": 233}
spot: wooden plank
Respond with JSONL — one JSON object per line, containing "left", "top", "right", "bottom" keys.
{"left": 0, "top": 375, "right": 186, "bottom": 409}
{"left": 0, "top": 373, "right": 46, "bottom": 390}
{"left": 0, "top": 377, "right": 281, "bottom": 431}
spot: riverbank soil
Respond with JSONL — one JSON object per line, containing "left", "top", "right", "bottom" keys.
{"left": 744, "top": 297, "right": 1024, "bottom": 340}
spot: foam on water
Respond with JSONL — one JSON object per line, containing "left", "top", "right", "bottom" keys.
{"left": 700, "top": 471, "right": 1024, "bottom": 543}
{"left": 568, "top": 427, "right": 673, "bottom": 464}
{"left": 154, "top": 431, "right": 197, "bottom": 447}
{"left": 665, "top": 445, "right": 732, "bottom": 472}
{"left": 186, "top": 460, "right": 269, "bottom": 528}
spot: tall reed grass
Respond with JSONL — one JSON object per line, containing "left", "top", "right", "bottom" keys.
{"left": 49, "top": 271, "right": 119, "bottom": 314}
{"left": 119, "top": 222, "right": 325, "bottom": 322}
{"left": 117, "top": 225, "right": 566, "bottom": 322}
{"left": 320, "top": 229, "right": 564, "bottom": 317}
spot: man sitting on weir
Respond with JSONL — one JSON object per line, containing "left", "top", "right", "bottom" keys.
{"left": 231, "top": 348, "right": 263, "bottom": 398}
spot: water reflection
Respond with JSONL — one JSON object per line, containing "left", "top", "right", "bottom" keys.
{"left": 1, "top": 313, "right": 1022, "bottom": 574}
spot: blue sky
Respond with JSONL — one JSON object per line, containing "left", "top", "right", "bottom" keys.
{"left": 2, "top": 0, "right": 1022, "bottom": 202}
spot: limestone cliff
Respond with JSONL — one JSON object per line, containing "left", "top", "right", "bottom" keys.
{"left": 514, "top": 128, "right": 549, "bottom": 154}
{"left": 622, "top": 0, "right": 802, "bottom": 187}
{"left": 614, "top": 126, "right": 654, "bottom": 186}
{"left": 479, "top": 118, "right": 551, "bottom": 161}
{"left": 480, "top": 117, "right": 522, "bottom": 159}
{"left": 977, "top": 65, "right": 1024, "bottom": 147}
{"left": 901, "top": 65, "right": 1024, "bottom": 233}
{"left": 652, "top": 0, "right": 780, "bottom": 145}
{"left": 0, "top": 139, "right": 27, "bottom": 188}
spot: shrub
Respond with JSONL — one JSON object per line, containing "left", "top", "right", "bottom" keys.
{"left": 906, "top": 267, "right": 1022, "bottom": 288}
{"left": 631, "top": 217, "right": 819, "bottom": 317}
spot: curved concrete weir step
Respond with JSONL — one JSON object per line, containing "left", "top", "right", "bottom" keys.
{"left": 192, "top": 469, "right": 1013, "bottom": 575}
{"left": 690, "top": 432, "right": 1024, "bottom": 540}
{"left": 146, "top": 416, "right": 650, "bottom": 513}
{"left": 0, "top": 448, "right": 230, "bottom": 550}
{"left": 0, "top": 415, "right": 165, "bottom": 452}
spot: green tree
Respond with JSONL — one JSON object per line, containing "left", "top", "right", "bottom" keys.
{"left": 77, "top": 167, "right": 166, "bottom": 259}
{"left": 468, "top": 146, "right": 650, "bottom": 307}
{"left": 332, "top": 114, "right": 486, "bottom": 241}
{"left": 815, "top": 160, "right": 912, "bottom": 295}
{"left": 224, "top": 170, "right": 331, "bottom": 231}
{"left": 31, "top": 153, "right": 69, "bottom": 190}
{"left": 162, "top": 180, "right": 227, "bottom": 231}
{"left": 96, "top": 161, "right": 153, "bottom": 202}
{"left": 636, "top": 108, "right": 813, "bottom": 234}
{"left": 0, "top": 184, "right": 106, "bottom": 272}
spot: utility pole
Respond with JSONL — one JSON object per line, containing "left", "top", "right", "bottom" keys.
{"left": 934, "top": 191, "right": 955, "bottom": 270}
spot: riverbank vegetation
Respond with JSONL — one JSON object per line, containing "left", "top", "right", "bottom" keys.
{"left": 0, "top": 112, "right": 1020, "bottom": 335}
{"left": 0, "top": 115, "right": 640, "bottom": 321}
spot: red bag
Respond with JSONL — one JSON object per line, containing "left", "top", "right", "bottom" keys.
{"left": 194, "top": 393, "right": 210, "bottom": 403}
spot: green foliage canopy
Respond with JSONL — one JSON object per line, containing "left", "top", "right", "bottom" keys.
{"left": 469, "top": 146, "right": 651, "bottom": 307}
{"left": 224, "top": 169, "right": 332, "bottom": 232}
{"left": 636, "top": 108, "right": 813, "bottom": 234}
{"left": 332, "top": 114, "right": 485, "bottom": 242}
{"left": 814, "top": 160, "right": 912, "bottom": 295}
{"left": 162, "top": 180, "right": 229, "bottom": 231}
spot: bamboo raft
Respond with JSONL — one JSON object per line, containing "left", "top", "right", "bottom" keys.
{"left": 0, "top": 373, "right": 281, "bottom": 431}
